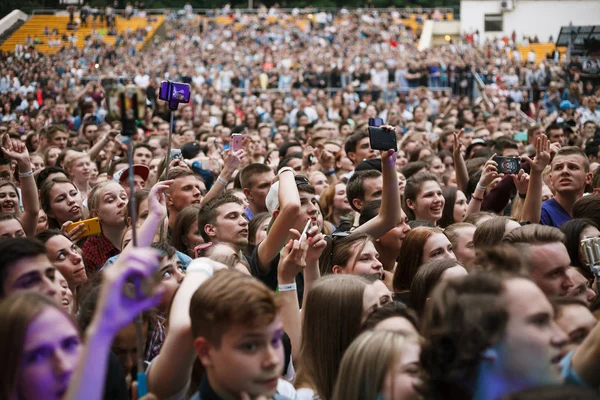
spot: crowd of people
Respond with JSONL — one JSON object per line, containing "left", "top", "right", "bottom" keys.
{"left": 0, "top": 5, "right": 600, "bottom": 400}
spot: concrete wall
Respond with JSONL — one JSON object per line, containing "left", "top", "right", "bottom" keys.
{"left": 0, "top": 10, "right": 28, "bottom": 38}
{"left": 460, "top": 0, "right": 600, "bottom": 42}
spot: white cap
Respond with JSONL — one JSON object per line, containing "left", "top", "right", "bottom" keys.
{"left": 265, "top": 181, "right": 280, "bottom": 214}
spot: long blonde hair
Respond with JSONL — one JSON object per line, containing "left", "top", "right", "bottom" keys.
{"left": 295, "top": 275, "right": 370, "bottom": 399}
{"left": 331, "top": 330, "right": 421, "bottom": 400}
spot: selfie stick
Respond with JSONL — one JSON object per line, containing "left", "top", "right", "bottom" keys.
{"left": 119, "top": 88, "right": 147, "bottom": 396}
{"left": 159, "top": 81, "right": 190, "bottom": 240}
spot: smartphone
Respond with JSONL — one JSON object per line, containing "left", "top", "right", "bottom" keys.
{"left": 368, "top": 117, "right": 384, "bottom": 127}
{"left": 231, "top": 133, "right": 243, "bottom": 152}
{"left": 65, "top": 217, "right": 101, "bottom": 238}
{"left": 368, "top": 126, "right": 397, "bottom": 151}
{"left": 513, "top": 131, "right": 528, "bottom": 142}
{"left": 159, "top": 81, "right": 191, "bottom": 103}
{"left": 492, "top": 156, "right": 520, "bottom": 175}
{"left": 170, "top": 149, "right": 182, "bottom": 160}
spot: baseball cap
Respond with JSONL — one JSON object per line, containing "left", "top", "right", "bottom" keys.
{"left": 265, "top": 175, "right": 311, "bottom": 214}
{"left": 560, "top": 100, "right": 576, "bottom": 110}
{"left": 113, "top": 164, "right": 150, "bottom": 183}
{"left": 466, "top": 138, "right": 488, "bottom": 158}
{"left": 355, "top": 158, "right": 382, "bottom": 173}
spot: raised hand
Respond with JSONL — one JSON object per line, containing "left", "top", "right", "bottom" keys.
{"left": 1, "top": 136, "right": 30, "bottom": 167}
{"left": 479, "top": 154, "right": 502, "bottom": 187}
{"left": 222, "top": 148, "right": 246, "bottom": 176}
{"left": 266, "top": 151, "right": 279, "bottom": 170}
{"left": 147, "top": 180, "right": 173, "bottom": 220}
{"left": 523, "top": 134, "right": 551, "bottom": 174}
{"left": 93, "top": 247, "right": 164, "bottom": 335}
{"left": 62, "top": 220, "right": 86, "bottom": 242}
{"left": 278, "top": 230, "right": 309, "bottom": 284}
{"left": 453, "top": 128, "right": 464, "bottom": 155}
{"left": 315, "top": 145, "right": 336, "bottom": 172}
{"left": 512, "top": 169, "right": 530, "bottom": 195}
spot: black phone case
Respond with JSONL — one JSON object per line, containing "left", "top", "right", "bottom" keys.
{"left": 492, "top": 156, "right": 520, "bottom": 174}
{"left": 368, "top": 126, "right": 397, "bottom": 151}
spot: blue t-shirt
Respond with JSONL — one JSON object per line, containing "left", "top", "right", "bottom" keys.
{"left": 540, "top": 198, "right": 571, "bottom": 228}
{"left": 560, "top": 350, "right": 584, "bottom": 386}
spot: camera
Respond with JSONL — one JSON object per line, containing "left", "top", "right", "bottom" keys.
{"left": 159, "top": 81, "right": 191, "bottom": 111}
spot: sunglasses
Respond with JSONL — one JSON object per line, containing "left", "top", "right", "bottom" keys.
{"left": 325, "top": 231, "right": 351, "bottom": 269}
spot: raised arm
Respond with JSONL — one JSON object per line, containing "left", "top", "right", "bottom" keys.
{"left": 520, "top": 135, "right": 550, "bottom": 224}
{"left": 277, "top": 234, "right": 307, "bottom": 361}
{"left": 65, "top": 247, "right": 164, "bottom": 400}
{"left": 256, "top": 168, "right": 301, "bottom": 272}
{"left": 2, "top": 138, "right": 39, "bottom": 236}
{"left": 147, "top": 259, "right": 225, "bottom": 398}
{"left": 124, "top": 181, "right": 172, "bottom": 250}
{"left": 452, "top": 129, "right": 469, "bottom": 193}
{"left": 466, "top": 155, "right": 499, "bottom": 216}
{"left": 200, "top": 149, "right": 245, "bottom": 206}
{"left": 88, "top": 129, "right": 117, "bottom": 163}
{"left": 315, "top": 145, "right": 337, "bottom": 185}
{"left": 353, "top": 147, "right": 399, "bottom": 239}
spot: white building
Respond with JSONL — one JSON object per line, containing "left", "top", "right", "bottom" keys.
{"left": 460, "top": 0, "right": 600, "bottom": 42}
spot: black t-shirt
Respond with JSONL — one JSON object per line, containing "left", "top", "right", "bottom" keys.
{"left": 249, "top": 245, "right": 305, "bottom": 306}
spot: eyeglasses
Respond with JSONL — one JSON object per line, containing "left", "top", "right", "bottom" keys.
{"left": 325, "top": 231, "right": 350, "bottom": 269}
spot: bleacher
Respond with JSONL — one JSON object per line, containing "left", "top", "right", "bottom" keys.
{"left": 517, "top": 43, "right": 566, "bottom": 64}
{"left": 0, "top": 14, "right": 164, "bottom": 54}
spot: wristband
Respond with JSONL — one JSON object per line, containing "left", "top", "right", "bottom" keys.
{"left": 471, "top": 195, "right": 484, "bottom": 202}
{"left": 19, "top": 170, "right": 33, "bottom": 178}
{"left": 519, "top": 192, "right": 527, "bottom": 199}
{"left": 324, "top": 169, "right": 336, "bottom": 176}
{"left": 278, "top": 283, "right": 297, "bottom": 292}
{"left": 186, "top": 261, "right": 214, "bottom": 277}
{"left": 216, "top": 176, "right": 228, "bottom": 186}
{"left": 476, "top": 184, "right": 488, "bottom": 192}
{"left": 278, "top": 167, "right": 294, "bottom": 176}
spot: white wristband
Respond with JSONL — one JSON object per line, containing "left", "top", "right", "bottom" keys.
{"left": 278, "top": 167, "right": 294, "bottom": 176}
{"left": 216, "top": 176, "right": 228, "bottom": 186}
{"left": 186, "top": 261, "right": 214, "bottom": 277}
{"left": 278, "top": 283, "right": 297, "bottom": 292}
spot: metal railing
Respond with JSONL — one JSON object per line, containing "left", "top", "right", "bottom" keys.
{"left": 29, "top": 6, "right": 456, "bottom": 17}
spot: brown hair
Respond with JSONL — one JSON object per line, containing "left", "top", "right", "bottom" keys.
{"left": 295, "top": 275, "right": 370, "bottom": 400}
{"left": 189, "top": 270, "right": 279, "bottom": 346}
{"left": 463, "top": 211, "right": 495, "bottom": 226}
{"left": 239, "top": 163, "right": 273, "bottom": 189}
{"left": 444, "top": 222, "right": 476, "bottom": 249}
{"left": 552, "top": 146, "right": 590, "bottom": 172}
{"left": 503, "top": 224, "right": 566, "bottom": 246}
{"left": 410, "top": 259, "right": 463, "bottom": 316}
{"left": 87, "top": 180, "right": 121, "bottom": 214}
{"left": 473, "top": 244, "right": 527, "bottom": 275}
{"left": 319, "top": 181, "right": 342, "bottom": 222}
{"left": 39, "top": 176, "right": 81, "bottom": 229}
{"left": 171, "top": 205, "right": 202, "bottom": 256}
{"left": 0, "top": 292, "right": 78, "bottom": 400}
{"left": 403, "top": 172, "right": 440, "bottom": 221}
{"left": 473, "top": 216, "right": 514, "bottom": 250}
{"left": 573, "top": 194, "right": 600, "bottom": 228}
{"left": 420, "top": 272, "right": 512, "bottom": 399}
{"left": 393, "top": 227, "right": 443, "bottom": 293}
{"left": 0, "top": 181, "right": 21, "bottom": 217}
{"left": 319, "top": 233, "right": 372, "bottom": 276}
{"left": 331, "top": 330, "right": 421, "bottom": 400}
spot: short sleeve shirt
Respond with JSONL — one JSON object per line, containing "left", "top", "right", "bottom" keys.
{"left": 248, "top": 245, "right": 305, "bottom": 306}
{"left": 540, "top": 198, "right": 572, "bottom": 228}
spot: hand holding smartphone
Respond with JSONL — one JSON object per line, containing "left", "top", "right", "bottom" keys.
{"left": 492, "top": 156, "right": 520, "bottom": 175}
{"left": 231, "top": 133, "right": 243, "bottom": 152}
